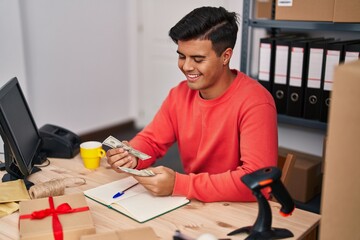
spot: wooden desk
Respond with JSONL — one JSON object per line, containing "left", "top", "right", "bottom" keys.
{"left": 0, "top": 156, "right": 320, "bottom": 239}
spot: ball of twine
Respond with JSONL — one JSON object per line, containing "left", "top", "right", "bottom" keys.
{"left": 29, "top": 177, "right": 86, "bottom": 199}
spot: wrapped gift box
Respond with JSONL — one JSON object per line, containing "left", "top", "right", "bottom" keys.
{"left": 19, "top": 193, "right": 95, "bottom": 240}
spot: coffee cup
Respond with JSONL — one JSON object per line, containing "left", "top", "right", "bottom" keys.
{"left": 80, "top": 141, "right": 106, "bottom": 169}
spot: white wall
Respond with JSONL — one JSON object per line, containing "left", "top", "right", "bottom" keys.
{"left": 0, "top": 0, "right": 27, "bottom": 93}
{"left": 278, "top": 123, "right": 325, "bottom": 156}
{"left": 19, "top": 0, "right": 133, "bottom": 135}
{"left": 0, "top": 0, "right": 28, "bottom": 154}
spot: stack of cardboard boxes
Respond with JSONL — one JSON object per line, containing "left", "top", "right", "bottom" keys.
{"left": 255, "top": 0, "right": 360, "bottom": 22}
{"left": 275, "top": 0, "right": 360, "bottom": 22}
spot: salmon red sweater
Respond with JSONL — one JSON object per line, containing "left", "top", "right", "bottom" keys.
{"left": 130, "top": 70, "right": 278, "bottom": 202}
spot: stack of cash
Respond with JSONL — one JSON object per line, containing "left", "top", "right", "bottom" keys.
{"left": 102, "top": 135, "right": 151, "bottom": 160}
{"left": 102, "top": 136, "right": 155, "bottom": 176}
{"left": 118, "top": 167, "right": 155, "bottom": 177}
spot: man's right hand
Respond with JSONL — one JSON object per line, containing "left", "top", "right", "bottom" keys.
{"left": 106, "top": 141, "right": 138, "bottom": 172}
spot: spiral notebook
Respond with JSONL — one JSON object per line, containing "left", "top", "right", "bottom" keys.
{"left": 83, "top": 176, "right": 190, "bottom": 223}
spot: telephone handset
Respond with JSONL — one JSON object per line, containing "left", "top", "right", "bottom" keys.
{"left": 39, "top": 124, "right": 80, "bottom": 158}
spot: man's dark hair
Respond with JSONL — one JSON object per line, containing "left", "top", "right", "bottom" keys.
{"left": 169, "top": 6, "right": 239, "bottom": 56}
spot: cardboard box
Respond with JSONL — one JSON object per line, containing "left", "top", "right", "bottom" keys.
{"left": 278, "top": 148, "right": 323, "bottom": 203}
{"left": 80, "top": 227, "right": 158, "bottom": 240}
{"left": 287, "top": 157, "right": 322, "bottom": 203}
{"left": 19, "top": 193, "right": 95, "bottom": 240}
{"left": 275, "top": 0, "right": 335, "bottom": 22}
{"left": 320, "top": 60, "right": 360, "bottom": 239}
{"left": 255, "top": 0, "right": 274, "bottom": 19}
{"left": 333, "top": 0, "right": 360, "bottom": 23}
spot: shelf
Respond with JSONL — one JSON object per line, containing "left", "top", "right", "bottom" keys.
{"left": 240, "top": 0, "right": 360, "bottom": 130}
{"left": 247, "top": 77, "right": 329, "bottom": 130}
{"left": 278, "top": 115, "right": 327, "bottom": 131}
{"left": 249, "top": 19, "right": 360, "bottom": 32}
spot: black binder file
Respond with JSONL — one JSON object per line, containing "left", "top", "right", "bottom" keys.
{"left": 320, "top": 41, "right": 344, "bottom": 122}
{"left": 344, "top": 42, "right": 360, "bottom": 63}
{"left": 272, "top": 38, "right": 293, "bottom": 114}
{"left": 303, "top": 40, "right": 330, "bottom": 121}
{"left": 287, "top": 38, "right": 324, "bottom": 118}
{"left": 272, "top": 36, "right": 307, "bottom": 114}
{"left": 257, "top": 35, "right": 298, "bottom": 95}
{"left": 258, "top": 37, "right": 276, "bottom": 93}
{"left": 320, "top": 40, "right": 360, "bottom": 122}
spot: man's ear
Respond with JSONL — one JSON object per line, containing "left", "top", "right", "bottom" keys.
{"left": 222, "top": 48, "right": 233, "bottom": 65}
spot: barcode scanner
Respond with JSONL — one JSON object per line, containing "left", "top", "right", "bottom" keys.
{"left": 228, "top": 167, "right": 295, "bottom": 239}
{"left": 243, "top": 167, "right": 295, "bottom": 216}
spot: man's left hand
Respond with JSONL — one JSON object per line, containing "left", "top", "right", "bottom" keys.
{"left": 133, "top": 166, "right": 176, "bottom": 196}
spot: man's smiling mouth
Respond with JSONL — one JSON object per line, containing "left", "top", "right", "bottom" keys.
{"left": 186, "top": 74, "right": 201, "bottom": 82}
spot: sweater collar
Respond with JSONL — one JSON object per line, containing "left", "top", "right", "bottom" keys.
{"left": 196, "top": 69, "right": 242, "bottom": 106}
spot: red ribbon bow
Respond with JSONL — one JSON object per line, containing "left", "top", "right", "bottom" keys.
{"left": 20, "top": 196, "right": 90, "bottom": 240}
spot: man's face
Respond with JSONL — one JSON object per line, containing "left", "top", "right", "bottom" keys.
{"left": 176, "top": 39, "right": 227, "bottom": 99}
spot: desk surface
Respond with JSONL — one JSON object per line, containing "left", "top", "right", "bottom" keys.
{"left": 0, "top": 156, "right": 320, "bottom": 240}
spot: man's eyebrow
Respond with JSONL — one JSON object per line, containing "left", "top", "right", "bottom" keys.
{"left": 176, "top": 50, "right": 206, "bottom": 58}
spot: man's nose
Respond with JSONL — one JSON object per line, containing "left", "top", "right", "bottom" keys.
{"left": 182, "top": 59, "right": 194, "bottom": 71}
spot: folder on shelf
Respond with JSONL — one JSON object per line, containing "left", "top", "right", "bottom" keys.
{"left": 272, "top": 36, "right": 305, "bottom": 114}
{"left": 320, "top": 41, "right": 345, "bottom": 122}
{"left": 258, "top": 37, "right": 276, "bottom": 93}
{"left": 320, "top": 40, "right": 360, "bottom": 122}
{"left": 273, "top": 39, "right": 290, "bottom": 113}
{"left": 303, "top": 39, "right": 334, "bottom": 121}
{"left": 344, "top": 41, "right": 360, "bottom": 63}
{"left": 286, "top": 38, "right": 324, "bottom": 118}
{"left": 257, "top": 35, "right": 297, "bottom": 95}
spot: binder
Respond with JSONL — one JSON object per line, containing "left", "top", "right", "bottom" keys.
{"left": 271, "top": 37, "right": 299, "bottom": 114}
{"left": 257, "top": 35, "right": 298, "bottom": 95}
{"left": 320, "top": 40, "right": 360, "bottom": 122}
{"left": 258, "top": 37, "right": 276, "bottom": 93}
{"left": 303, "top": 39, "right": 334, "bottom": 121}
{"left": 286, "top": 38, "right": 324, "bottom": 117}
{"left": 272, "top": 39, "right": 290, "bottom": 113}
{"left": 344, "top": 41, "right": 360, "bottom": 63}
{"left": 272, "top": 36, "right": 305, "bottom": 114}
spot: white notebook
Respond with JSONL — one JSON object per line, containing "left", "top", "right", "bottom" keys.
{"left": 83, "top": 176, "right": 190, "bottom": 223}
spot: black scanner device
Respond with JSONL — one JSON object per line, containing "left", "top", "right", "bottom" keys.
{"left": 39, "top": 124, "right": 80, "bottom": 159}
{"left": 228, "top": 167, "right": 295, "bottom": 239}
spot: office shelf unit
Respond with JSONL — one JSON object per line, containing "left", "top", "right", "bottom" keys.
{"left": 240, "top": 0, "right": 360, "bottom": 130}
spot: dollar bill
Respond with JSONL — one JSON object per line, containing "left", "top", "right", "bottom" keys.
{"left": 102, "top": 135, "right": 151, "bottom": 160}
{"left": 118, "top": 166, "right": 155, "bottom": 177}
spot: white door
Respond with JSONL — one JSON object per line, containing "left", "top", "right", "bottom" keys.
{"left": 136, "top": 0, "right": 242, "bottom": 128}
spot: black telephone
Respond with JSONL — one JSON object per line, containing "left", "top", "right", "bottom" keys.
{"left": 39, "top": 124, "right": 80, "bottom": 159}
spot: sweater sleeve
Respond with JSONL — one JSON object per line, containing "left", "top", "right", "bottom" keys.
{"left": 172, "top": 103, "right": 278, "bottom": 202}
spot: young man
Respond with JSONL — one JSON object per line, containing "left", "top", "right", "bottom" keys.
{"left": 106, "top": 6, "right": 278, "bottom": 202}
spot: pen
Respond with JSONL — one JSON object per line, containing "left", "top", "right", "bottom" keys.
{"left": 112, "top": 182, "right": 139, "bottom": 199}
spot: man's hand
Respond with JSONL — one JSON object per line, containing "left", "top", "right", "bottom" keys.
{"left": 133, "top": 166, "right": 176, "bottom": 196}
{"left": 106, "top": 141, "right": 138, "bottom": 172}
